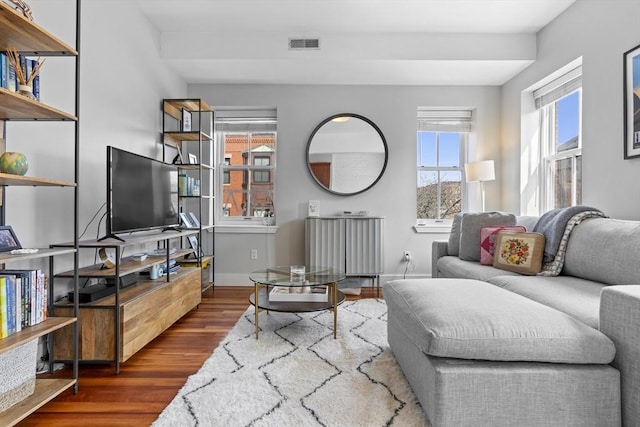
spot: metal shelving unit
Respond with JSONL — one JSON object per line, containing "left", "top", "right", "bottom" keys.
{"left": 162, "top": 99, "right": 215, "bottom": 293}
{"left": 0, "top": 1, "right": 80, "bottom": 425}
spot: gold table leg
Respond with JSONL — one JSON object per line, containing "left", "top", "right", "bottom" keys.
{"left": 254, "top": 281, "right": 259, "bottom": 339}
{"left": 333, "top": 282, "right": 338, "bottom": 339}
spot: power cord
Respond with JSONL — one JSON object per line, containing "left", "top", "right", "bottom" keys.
{"left": 402, "top": 259, "right": 415, "bottom": 279}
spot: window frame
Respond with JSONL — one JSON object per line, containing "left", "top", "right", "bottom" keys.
{"left": 416, "top": 131, "right": 468, "bottom": 223}
{"left": 537, "top": 86, "right": 582, "bottom": 212}
{"left": 215, "top": 112, "right": 277, "bottom": 226}
{"left": 415, "top": 109, "right": 472, "bottom": 228}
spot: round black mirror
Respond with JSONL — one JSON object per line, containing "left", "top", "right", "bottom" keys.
{"left": 306, "top": 113, "right": 388, "bottom": 196}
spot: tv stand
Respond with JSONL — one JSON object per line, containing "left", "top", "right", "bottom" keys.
{"left": 162, "top": 226, "right": 183, "bottom": 233}
{"left": 97, "top": 233, "right": 126, "bottom": 242}
{"left": 51, "top": 229, "right": 202, "bottom": 374}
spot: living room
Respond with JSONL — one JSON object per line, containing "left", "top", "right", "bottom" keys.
{"left": 1, "top": 0, "right": 639, "bottom": 425}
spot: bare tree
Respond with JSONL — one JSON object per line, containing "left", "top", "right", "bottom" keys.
{"left": 417, "top": 180, "right": 461, "bottom": 219}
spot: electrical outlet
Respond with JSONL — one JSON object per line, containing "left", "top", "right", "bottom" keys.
{"left": 251, "top": 249, "right": 258, "bottom": 260}
{"left": 403, "top": 251, "right": 411, "bottom": 262}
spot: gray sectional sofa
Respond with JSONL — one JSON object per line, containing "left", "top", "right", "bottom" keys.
{"left": 385, "top": 215, "right": 640, "bottom": 427}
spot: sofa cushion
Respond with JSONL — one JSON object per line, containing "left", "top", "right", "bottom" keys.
{"left": 458, "top": 212, "right": 516, "bottom": 261}
{"left": 563, "top": 218, "right": 640, "bottom": 285}
{"left": 437, "top": 256, "right": 521, "bottom": 281}
{"left": 486, "top": 275, "right": 606, "bottom": 329}
{"left": 516, "top": 215, "right": 539, "bottom": 230}
{"left": 447, "top": 213, "right": 462, "bottom": 256}
{"left": 384, "top": 278, "right": 616, "bottom": 364}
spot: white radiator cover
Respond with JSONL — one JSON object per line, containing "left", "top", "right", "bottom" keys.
{"left": 305, "top": 217, "right": 384, "bottom": 275}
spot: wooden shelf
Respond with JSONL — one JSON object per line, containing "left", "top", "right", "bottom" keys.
{"left": 163, "top": 131, "right": 213, "bottom": 147}
{"left": 0, "top": 378, "right": 76, "bottom": 426}
{"left": 55, "top": 249, "right": 196, "bottom": 278}
{"left": 0, "top": 173, "right": 76, "bottom": 187}
{"left": 52, "top": 229, "right": 199, "bottom": 249}
{"left": 0, "top": 3, "right": 77, "bottom": 55}
{"left": 0, "top": 247, "right": 75, "bottom": 264}
{"left": 163, "top": 99, "right": 213, "bottom": 121}
{"left": 0, "top": 88, "right": 77, "bottom": 121}
{"left": 0, "top": 317, "right": 76, "bottom": 355}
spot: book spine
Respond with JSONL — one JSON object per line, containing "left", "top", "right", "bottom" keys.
{"left": 18, "top": 277, "right": 25, "bottom": 328}
{"left": 6, "top": 276, "right": 14, "bottom": 335}
{"left": 7, "top": 60, "right": 16, "bottom": 92}
{"left": 36, "top": 270, "right": 44, "bottom": 323}
{"left": 0, "top": 277, "right": 8, "bottom": 338}
{"left": 0, "top": 53, "right": 6, "bottom": 89}
{"left": 30, "top": 270, "right": 37, "bottom": 325}
{"left": 14, "top": 276, "right": 21, "bottom": 332}
{"left": 28, "top": 59, "right": 40, "bottom": 100}
{"left": 42, "top": 273, "right": 48, "bottom": 321}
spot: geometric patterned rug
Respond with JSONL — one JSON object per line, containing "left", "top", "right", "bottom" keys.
{"left": 153, "top": 299, "right": 429, "bottom": 426}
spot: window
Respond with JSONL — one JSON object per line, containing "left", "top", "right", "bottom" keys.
{"left": 252, "top": 156, "right": 271, "bottom": 183}
{"left": 534, "top": 67, "right": 582, "bottom": 210}
{"left": 223, "top": 156, "right": 231, "bottom": 185}
{"left": 216, "top": 110, "right": 277, "bottom": 223}
{"left": 417, "top": 109, "right": 471, "bottom": 222}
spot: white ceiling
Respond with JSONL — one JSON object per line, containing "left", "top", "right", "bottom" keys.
{"left": 134, "top": 0, "right": 576, "bottom": 86}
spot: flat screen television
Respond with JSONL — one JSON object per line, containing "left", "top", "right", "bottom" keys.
{"left": 105, "top": 146, "right": 179, "bottom": 239}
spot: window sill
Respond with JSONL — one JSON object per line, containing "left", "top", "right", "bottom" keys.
{"left": 413, "top": 224, "right": 452, "bottom": 234}
{"left": 215, "top": 224, "right": 278, "bottom": 234}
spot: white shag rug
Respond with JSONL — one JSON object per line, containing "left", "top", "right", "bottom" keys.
{"left": 153, "top": 299, "right": 429, "bottom": 427}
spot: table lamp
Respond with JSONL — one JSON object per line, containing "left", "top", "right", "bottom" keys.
{"left": 465, "top": 160, "right": 495, "bottom": 211}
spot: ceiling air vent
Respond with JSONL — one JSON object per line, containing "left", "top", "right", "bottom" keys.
{"left": 288, "top": 38, "right": 320, "bottom": 50}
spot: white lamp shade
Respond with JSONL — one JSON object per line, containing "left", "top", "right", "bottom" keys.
{"left": 465, "top": 160, "right": 495, "bottom": 182}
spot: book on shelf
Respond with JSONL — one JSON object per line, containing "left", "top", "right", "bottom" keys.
{"left": 0, "top": 52, "right": 6, "bottom": 89}
{"left": 269, "top": 285, "right": 328, "bottom": 302}
{"left": 0, "top": 269, "right": 47, "bottom": 338}
{"left": 0, "top": 276, "right": 8, "bottom": 338}
{"left": 27, "top": 58, "right": 40, "bottom": 100}
{"left": 0, "top": 54, "right": 41, "bottom": 98}
{"left": 6, "top": 57, "right": 16, "bottom": 92}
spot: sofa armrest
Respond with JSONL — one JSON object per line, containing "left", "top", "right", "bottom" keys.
{"left": 432, "top": 240, "right": 449, "bottom": 278}
{"left": 600, "top": 285, "right": 640, "bottom": 426}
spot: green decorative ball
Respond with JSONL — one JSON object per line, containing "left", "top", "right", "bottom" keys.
{"left": 0, "top": 152, "right": 29, "bottom": 175}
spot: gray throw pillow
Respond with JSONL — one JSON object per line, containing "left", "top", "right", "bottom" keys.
{"left": 447, "top": 213, "right": 463, "bottom": 256}
{"left": 459, "top": 212, "right": 516, "bottom": 261}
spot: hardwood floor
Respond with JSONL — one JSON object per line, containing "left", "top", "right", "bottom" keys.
{"left": 17, "top": 285, "right": 380, "bottom": 426}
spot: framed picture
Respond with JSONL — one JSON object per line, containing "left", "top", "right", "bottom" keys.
{"left": 623, "top": 42, "right": 640, "bottom": 159}
{"left": 492, "top": 231, "right": 545, "bottom": 275}
{"left": 179, "top": 212, "right": 193, "bottom": 228}
{"left": 188, "top": 153, "right": 198, "bottom": 164}
{"left": 181, "top": 108, "right": 192, "bottom": 132}
{"left": 187, "top": 234, "right": 202, "bottom": 258}
{"left": 0, "top": 226, "right": 22, "bottom": 252}
{"left": 188, "top": 212, "right": 200, "bottom": 227}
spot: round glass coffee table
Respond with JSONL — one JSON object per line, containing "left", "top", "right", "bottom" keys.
{"left": 249, "top": 266, "right": 346, "bottom": 339}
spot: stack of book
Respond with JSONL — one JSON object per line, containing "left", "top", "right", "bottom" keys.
{"left": 0, "top": 52, "right": 41, "bottom": 100}
{"left": 269, "top": 285, "right": 328, "bottom": 302}
{"left": 0, "top": 269, "right": 47, "bottom": 338}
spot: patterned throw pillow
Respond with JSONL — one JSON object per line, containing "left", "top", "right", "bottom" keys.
{"left": 492, "top": 231, "right": 546, "bottom": 275}
{"left": 480, "top": 226, "right": 527, "bottom": 265}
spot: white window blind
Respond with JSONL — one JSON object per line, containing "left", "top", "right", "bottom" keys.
{"left": 417, "top": 109, "right": 473, "bottom": 132}
{"left": 533, "top": 66, "right": 582, "bottom": 108}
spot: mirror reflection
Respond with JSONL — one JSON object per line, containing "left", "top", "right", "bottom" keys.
{"left": 306, "top": 113, "right": 388, "bottom": 195}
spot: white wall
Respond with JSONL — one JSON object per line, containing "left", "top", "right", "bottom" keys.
{"left": 501, "top": 0, "right": 640, "bottom": 219}
{"left": 190, "top": 84, "right": 502, "bottom": 284}
{"left": 4, "top": 1, "right": 185, "bottom": 278}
